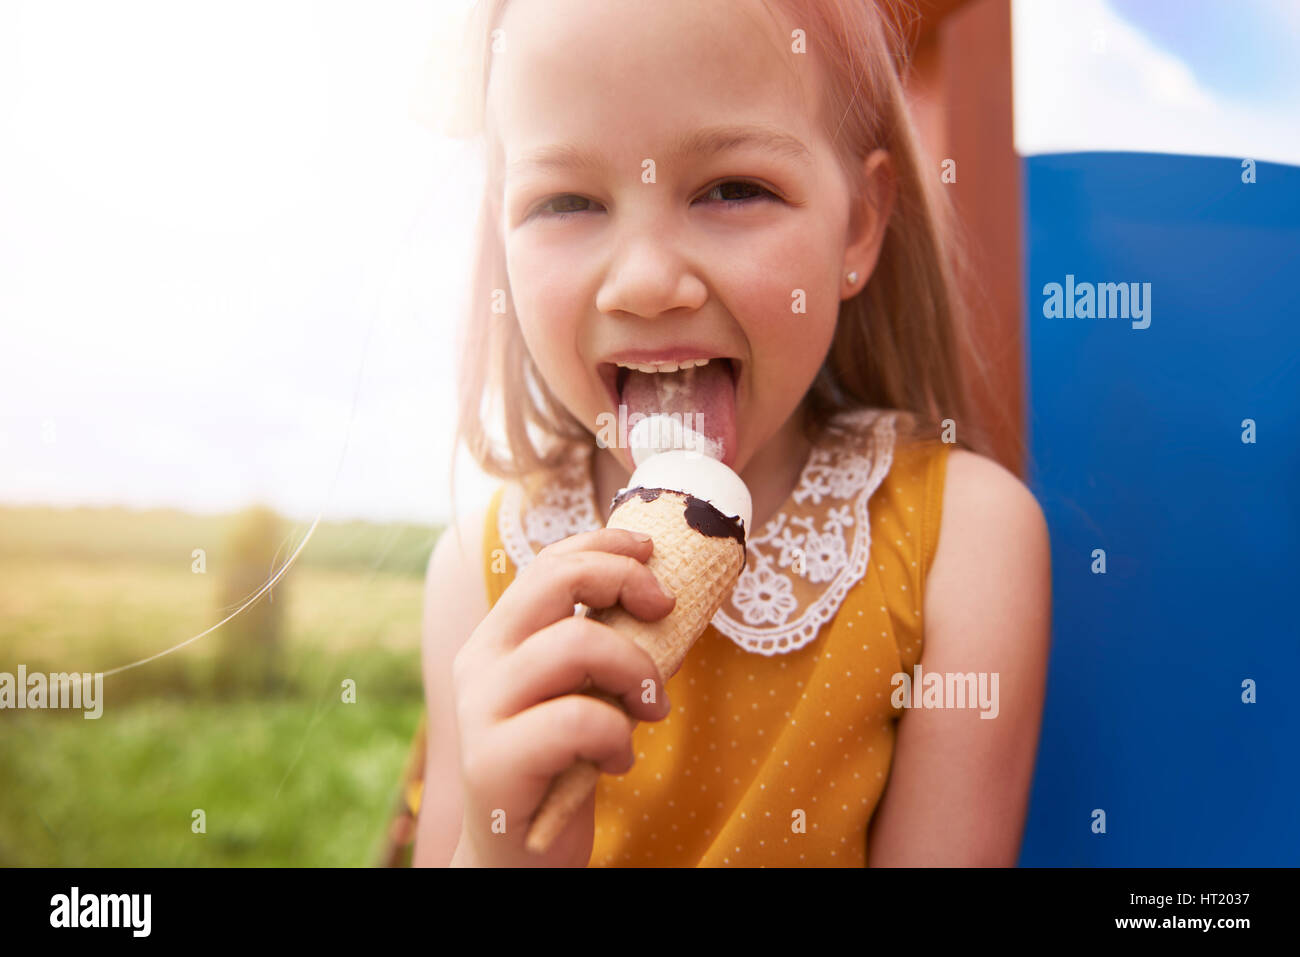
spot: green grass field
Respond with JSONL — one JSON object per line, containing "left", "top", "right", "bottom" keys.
{"left": 0, "top": 505, "right": 439, "bottom": 866}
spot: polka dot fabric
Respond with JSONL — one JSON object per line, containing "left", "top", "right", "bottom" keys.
{"left": 485, "top": 435, "right": 950, "bottom": 867}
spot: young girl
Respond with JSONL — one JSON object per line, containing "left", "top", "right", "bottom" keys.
{"left": 401, "top": 0, "right": 1051, "bottom": 867}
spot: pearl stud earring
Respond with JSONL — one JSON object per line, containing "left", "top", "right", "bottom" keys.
{"left": 846, "top": 271, "right": 859, "bottom": 284}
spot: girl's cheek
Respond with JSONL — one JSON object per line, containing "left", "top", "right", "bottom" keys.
{"left": 732, "top": 268, "right": 836, "bottom": 355}
{"left": 509, "top": 243, "right": 586, "bottom": 357}
{"left": 716, "top": 215, "right": 838, "bottom": 335}
{"left": 523, "top": 306, "right": 581, "bottom": 380}
{"left": 733, "top": 279, "right": 836, "bottom": 417}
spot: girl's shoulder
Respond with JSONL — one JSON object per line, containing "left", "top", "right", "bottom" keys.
{"left": 939, "top": 446, "right": 1046, "bottom": 544}
{"left": 924, "top": 442, "right": 1051, "bottom": 624}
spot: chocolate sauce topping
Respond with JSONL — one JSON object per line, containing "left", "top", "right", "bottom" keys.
{"left": 682, "top": 494, "right": 747, "bottom": 550}
{"left": 608, "top": 486, "right": 747, "bottom": 565}
{"left": 610, "top": 486, "right": 664, "bottom": 509}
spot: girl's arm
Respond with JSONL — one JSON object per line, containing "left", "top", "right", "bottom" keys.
{"left": 411, "top": 509, "right": 490, "bottom": 867}
{"left": 866, "top": 449, "right": 1053, "bottom": 866}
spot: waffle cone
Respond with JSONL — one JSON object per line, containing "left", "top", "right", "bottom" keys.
{"left": 524, "top": 489, "right": 745, "bottom": 855}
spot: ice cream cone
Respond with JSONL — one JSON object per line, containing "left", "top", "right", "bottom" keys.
{"left": 523, "top": 487, "right": 746, "bottom": 855}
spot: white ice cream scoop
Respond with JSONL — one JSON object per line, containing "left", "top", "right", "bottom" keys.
{"left": 624, "top": 414, "right": 752, "bottom": 536}
{"left": 628, "top": 414, "right": 721, "bottom": 465}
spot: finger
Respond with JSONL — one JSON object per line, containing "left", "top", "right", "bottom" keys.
{"left": 466, "top": 695, "right": 637, "bottom": 817}
{"left": 489, "top": 615, "right": 670, "bottom": 723}
{"left": 491, "top": 550, "right": 675, "bottom": 650}
{"left": 529, "top": 527, "right": 656, "bottom": 562}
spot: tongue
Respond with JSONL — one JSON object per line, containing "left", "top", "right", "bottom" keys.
{"left": 620, "top": 360, "right": 737, "bottom": 466}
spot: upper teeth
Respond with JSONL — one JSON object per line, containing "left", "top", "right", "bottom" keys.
{"left": 615, "top": 358, "right": 713, "bottom": 373}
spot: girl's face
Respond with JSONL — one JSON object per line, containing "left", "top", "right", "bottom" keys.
{"left": 490, "top": 0, "right": 889, "bottom": 476}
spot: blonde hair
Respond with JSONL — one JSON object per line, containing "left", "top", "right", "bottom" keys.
{"left": 448, "top": 0, "right": 1002, "bottom": 510}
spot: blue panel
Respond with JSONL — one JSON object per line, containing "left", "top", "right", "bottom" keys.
{"left": 1018, "top": 152, "right": 1300, "bottom": 866}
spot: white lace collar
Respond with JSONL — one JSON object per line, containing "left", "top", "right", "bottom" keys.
{"left": 498, "top": 408, "right": 898, "bottom": 656}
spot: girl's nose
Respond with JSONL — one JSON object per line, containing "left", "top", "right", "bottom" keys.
{"left": 595, "top": 229, "right": 708, "bottom": 320}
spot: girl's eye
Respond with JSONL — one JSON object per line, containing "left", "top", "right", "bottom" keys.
{"left": 698, "top": 180, "right": 778, "bottom": 206}
{"left": 531, "top": 180, "right": 777, "bottom": 221}
{"left": 535, "top": 195, "right": 597, "bottom": 220}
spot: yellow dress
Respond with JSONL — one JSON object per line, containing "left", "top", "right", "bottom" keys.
{"left": 384, "top": 408, "right": 949, "bottom": 867}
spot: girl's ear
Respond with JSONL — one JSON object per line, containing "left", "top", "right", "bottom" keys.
{"left": 842, "top": 149, "right": 896, "bottom": 297}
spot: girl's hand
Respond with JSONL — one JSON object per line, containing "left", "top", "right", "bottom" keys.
{"left": 448, "top": 528, "right": 676, "bottom": 867}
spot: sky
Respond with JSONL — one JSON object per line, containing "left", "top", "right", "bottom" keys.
{"left": 1, "top": 0, "right": 1297, "bottom": 527}
{"left": 1, "top": 0, "right": 488, "bottom": 527}
{"left": 1012, "top": 0, "right": 1300, "bottom": 164}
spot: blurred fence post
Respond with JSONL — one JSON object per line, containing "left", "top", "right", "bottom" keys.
{"left": 214, "top": 505, "right": 287, "bottom": 695}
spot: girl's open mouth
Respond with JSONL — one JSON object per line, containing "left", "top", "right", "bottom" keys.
{"left": 597, "top": 356, "right": 740, "bottom": 467}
